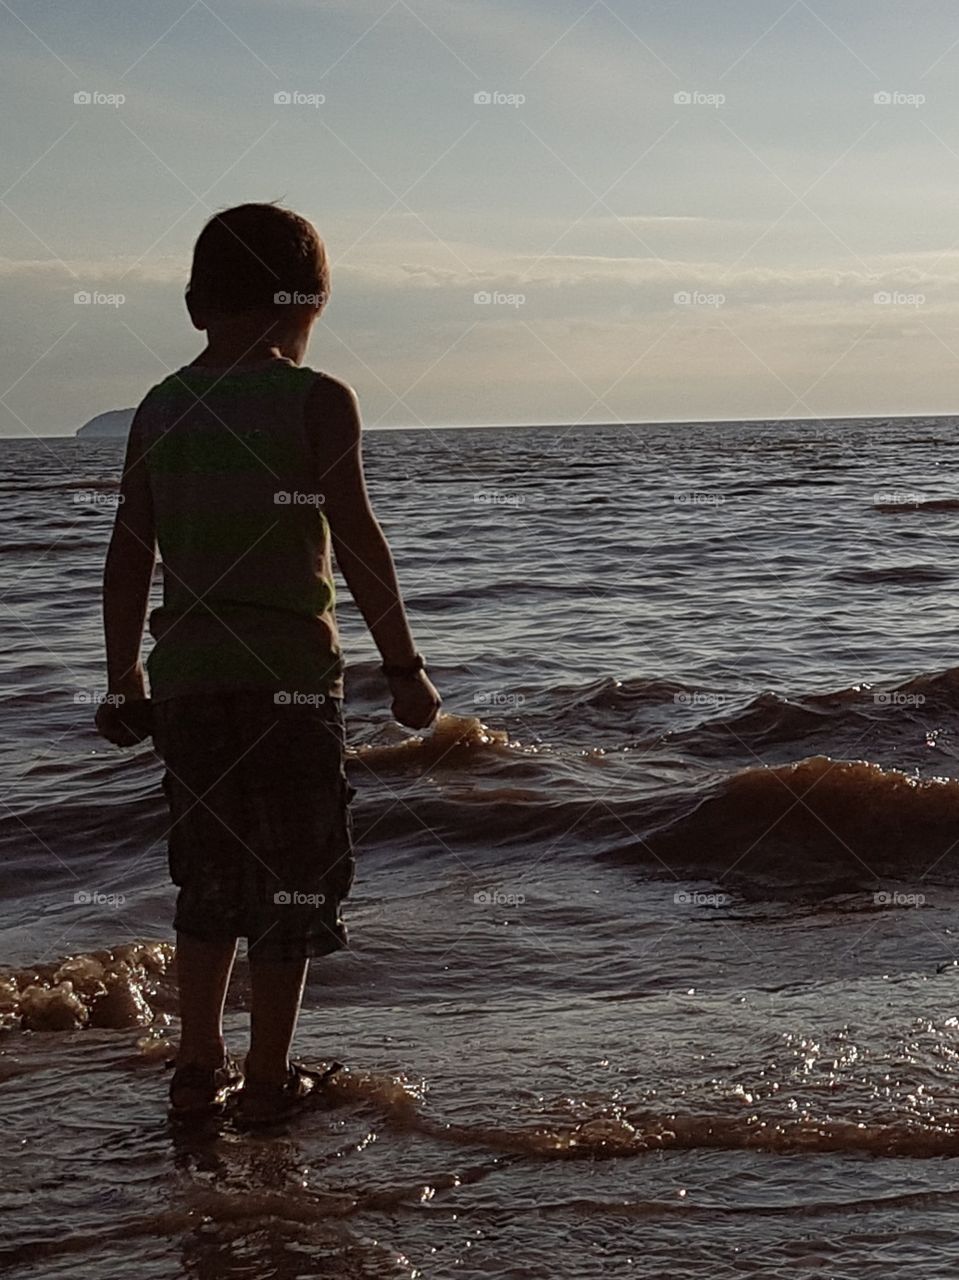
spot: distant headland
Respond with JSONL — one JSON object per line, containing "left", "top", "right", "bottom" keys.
{"left": 76, "top": 409, "right": 134, "bottom": 439}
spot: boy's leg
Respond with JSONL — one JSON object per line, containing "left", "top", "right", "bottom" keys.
{"left": 245, "top": 956, "right": 309, "bottom": 1084}
{"left": 175, "top": 931, "right": 238, "bottom": 1067}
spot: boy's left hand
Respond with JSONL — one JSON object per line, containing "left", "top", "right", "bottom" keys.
{"left": 95, "top": 682, "right": 154, "bottom": 747}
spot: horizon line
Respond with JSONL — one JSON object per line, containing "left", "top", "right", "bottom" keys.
{"left": 3, "top": 410, "right": 959, "bottom": 442}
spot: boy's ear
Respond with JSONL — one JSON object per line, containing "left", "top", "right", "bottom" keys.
{"left": 184, "top": 288, "right": 207, "bottom": 331}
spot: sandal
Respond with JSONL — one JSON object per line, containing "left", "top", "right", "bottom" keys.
{"left": 168, "top": 1056, "right": 244, "bottom": 1120}
{"left": 237, "top": 1060, "right": 342, "bottom": 1126}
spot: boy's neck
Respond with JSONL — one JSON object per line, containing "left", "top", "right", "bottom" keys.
{"left": 192, "top": 342, "right": 296, "bottom": 370}
{"left": 192, "top": 312, "right": 315, "bottom": 369}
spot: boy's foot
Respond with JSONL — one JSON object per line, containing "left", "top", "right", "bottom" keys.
{"left": 237, "top": 1061, "right": 342, "bottom": 1126}
{"left": 168, "top": 1055, "right": 244, "bottom": 1121}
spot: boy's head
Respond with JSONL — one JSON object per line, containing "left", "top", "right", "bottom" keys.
{"left": 186, "top": 202, "right": 329, "bottom": 328}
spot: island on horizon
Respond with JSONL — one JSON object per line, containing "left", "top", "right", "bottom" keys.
{"left": 76, "top": 408, "right": 135, "bottom": 439}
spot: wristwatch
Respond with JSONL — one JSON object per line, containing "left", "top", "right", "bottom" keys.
{"left": 382, "top": 653, "right": 426, "bottom": 678}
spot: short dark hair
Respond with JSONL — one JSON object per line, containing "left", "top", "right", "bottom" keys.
{"left": 187, "top": 202, "right": 329, "bottom": 315}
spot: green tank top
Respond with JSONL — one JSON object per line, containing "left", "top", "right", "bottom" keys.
{"left": 139, "top": 358, "right": 344, "bottom": 703}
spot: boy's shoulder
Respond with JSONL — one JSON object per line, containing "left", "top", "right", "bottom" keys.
{"left": 308, "top": 370, "right": 358, "bottom": 409}
{"left": 305, "top": 372, "right": 361, "bottom": 442}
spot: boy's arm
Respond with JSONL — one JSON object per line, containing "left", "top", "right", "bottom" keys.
{"left": 98, "top": 412, "right": 157, "bottom": 742}
{"left": 309, "top": 377, "right": 440, "bottom": 729}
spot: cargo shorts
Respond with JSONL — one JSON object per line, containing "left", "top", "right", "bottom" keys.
{"left": 153, "top": 691, "right": 355, "bottom": 962}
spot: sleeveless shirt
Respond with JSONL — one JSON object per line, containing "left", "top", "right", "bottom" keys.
{"left": 137, "top": 358, "right": 344, "bottom": 703}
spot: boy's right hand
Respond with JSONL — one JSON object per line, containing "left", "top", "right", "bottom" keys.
{"left": 95, "top": 696, "right": 154, "bottom": 747}
{"left": 389, "top": 671, "right": 441, "bottom": 730}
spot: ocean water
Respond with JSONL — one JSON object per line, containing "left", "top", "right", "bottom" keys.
{"left": 5, "top": 418, "right": 959, "bottom": 1276}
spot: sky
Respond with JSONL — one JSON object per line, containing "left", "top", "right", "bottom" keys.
{"left": 4, "top": 0, "right": 959, "bottom": 434}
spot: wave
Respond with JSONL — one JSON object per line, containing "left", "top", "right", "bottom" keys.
{"left": 7, "top": 672, "right": 959, "bottom": 912}
{"left": 0, "top": 539, "right": 107, "bottom": 556}
{"left": 7, "top": 949, "right": 959, "bottom": 1166}
{"left": 290, "top": 1069, "right": 959, "bottom": 1161}
{"left": 874, "top": 498, "right": 959, "bottom": 513}
{"left": 1, "top": 941, "right": 174, "bottom": 1031}
{"left": 346, "top": 685, "right": 959, "bottom": 881}
{"left": 35, "top": 478, "right": 121, "bottom": 492}
{"left": 416, "top": 1106, "right": 959, "bottom": 1161}
{"left": 350, "top": 730, "right": 959, "bottom": 885}
{"left": 632, "top": 755, "right": 959, "bottom": 885}
{"left": 349, "top": 712, "right": 528, "bottom": 772}
{"left": 664, "top": 685, "right": 930, "bottom": 759}
{"left": 544, "top": 668, "right": 959, "bottom": 716}
{"left": 830, "top": 564, "right": 952, "bottom": 585}
{"left": 526, "top": 670, "right": 955, "bottom": 764}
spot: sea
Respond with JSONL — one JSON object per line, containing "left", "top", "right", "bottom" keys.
{"left": 5, "top": 416, "right": 959, "bottom": 1278}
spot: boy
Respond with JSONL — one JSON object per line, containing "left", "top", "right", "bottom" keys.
{"left": 96, "top": 202, "right": 441, "bottom": 1123}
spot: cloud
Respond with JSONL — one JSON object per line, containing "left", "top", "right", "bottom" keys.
{"left": 0, "top": 255, "right": 186, "bottom": 285}
{"left": 338, "top": 248, "right": 959, "bottom": 303}
{"left": 4, "top": 238, "right": 959, "bottom": 435}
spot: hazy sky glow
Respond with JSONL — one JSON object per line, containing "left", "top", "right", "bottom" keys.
{"left": 5, "top": 0, "right": 959, "bottom": 434}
